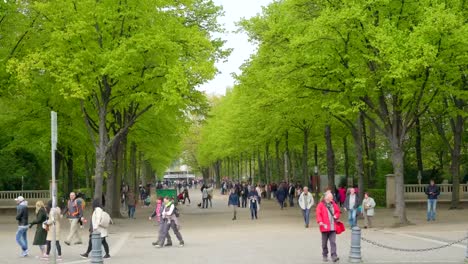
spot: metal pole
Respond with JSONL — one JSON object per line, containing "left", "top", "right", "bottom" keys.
{"left": 51, "top": 111, "right": 57, "bottom": 264}
{"left": 465, "top": 230, "right": 468, "bottom": 263}
{"left": 349, "top": 226, "right": 362, "bottom": 263}
{"left": 91, "top": 231, "right": 103, "bottom": 264}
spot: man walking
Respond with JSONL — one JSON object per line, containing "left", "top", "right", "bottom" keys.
{"left": 288, "top": 183, "right": 296, "bottom": 207}
{"left": 63, "top": 192, "right": 83, "bottom": 245}
{"left": 344, "top": 188, "right": 360, "bottom": 227}
{"left": 228, "top": 188, "right": 239, "bottom": 220}
{"left": 155, "top": 197, "right": 184, "bottom": 247}
{"left": 298, "top": 187, "right": 314, "bottom": 228}
{"left": 15, "top": 196, "right": 29, "bottom": 257}
{"left": 425, "top": 179, "right": 440, "bottom": 221}
{"left": 316, "top": 192, "right": 341, "bottom": 262}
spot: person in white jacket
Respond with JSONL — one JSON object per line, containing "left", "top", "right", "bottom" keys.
{"left": 80, "top": 199, "right": 110, "bottom": 259}
{"left": 298, "top": 187, "right": 315, "bottom": 228}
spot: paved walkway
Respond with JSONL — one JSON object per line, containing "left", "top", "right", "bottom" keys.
{"left": 1, "top": 190, "right": 467, "bottom": 263}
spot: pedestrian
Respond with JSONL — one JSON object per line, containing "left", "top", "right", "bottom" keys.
{"left": 344, "top": 188, "right": 360, "bottom": 227}
{"left": 241, "top": 184, "right": 248, "bottom": 208}
{"left": 154, "top": 197, "right": 184, "bottom": 248}
{"left": 316, "top": 192, "right": 341, "bottom": 263}
{"left": 29, "top": 200, "right": 48, "bottom": 257}
{"left": 127, "top": 189, "right": 136, "bottom": 219}
{"left": 288, "top": 183, "right": 296, "bottom": 207}
{"left": 361, "top": 192, "right": 376, "bottom": 229}
{"left": 80, "top": 199, "right": 111, "bottom": 259}
{"left": 63, "top": 192, "right": 83, "bottom": 246}
{"left": 183, "top": 187, "right": 191, "bottom": 205}
{"left": 149, "top": 197, "right": 163, "bottom": 223}
{"left": 425, "top": 179, "right": 440, "bottom": 221}
{"left": 228, "top": 188, "right": 239, "bottom": 220}
{"left": 338, "top": 186, "right": 346, "bottom": 207}
{"left": 201, "top": 185, "right": 209, "bottom": 209}
{"left": 298, "top": 187, "right": 314, "bottom": 228}
{"left": 207, "top": 185, "right": 214, "bottom": 208}
{"left": 276, "top": 183, "right": 287, "bottom": 209}
{"left": 248, "top": 188, "right": 261, "bottom": 220}
{"left": 42, "top": 200, "right": 62, "bottom": 260}
{"left": 151, "top": 198, "right": 171, "bottom": 247}
{"left": 15, "top": 196, "right": 29, "bottom": 257}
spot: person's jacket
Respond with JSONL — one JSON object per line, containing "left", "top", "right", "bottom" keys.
{"left": 316, "top": 200, "right": 340, "bottom": 233}
{"left": 344, "top": 194, "right": 361, "bottom": 210}
{"left": 276, "top": 187, "right": 287, "bottom": 201}
{"left": 16, "top": 201, "right": 29, "bottom": 226}
{"left": 64, "top": 198, "right": 83, "bottom": 219}
{"left": 228, "top": 193, "right": 239, "bottom": 206}
{"left": 298, "top": 192, "right": 314, "bottom": 210}
{"left": 425, "top": 185, "right": 440, "bottom": 199}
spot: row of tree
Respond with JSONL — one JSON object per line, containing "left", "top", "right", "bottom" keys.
{"left": 0, "top": 0, "right": 227, "bottom": 217}
{"left": 192, "top": 0, "right": 468, "bottom": 225}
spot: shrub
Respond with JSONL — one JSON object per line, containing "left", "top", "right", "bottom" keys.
{"left": 366, "top": 189, "right": 385, "bottom": 208}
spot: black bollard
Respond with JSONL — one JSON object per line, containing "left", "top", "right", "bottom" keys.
{"left": 91, "top": 231, "right": 103, "bottom": 264}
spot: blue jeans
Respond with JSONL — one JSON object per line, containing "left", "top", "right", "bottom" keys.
{"left": 427, "top": 199, "right": 437, "bottom": 221}
{"left": 348, "top": 209, "right": 357, "bottom": 227}
{"left": 128, "top": 205, "right": 136, "bottom": 218}
{"left": 16, "top": 225, "right": 28, "bottom": 252}
{"left": 302, "top": 209, "right": 310, "bottom": 226}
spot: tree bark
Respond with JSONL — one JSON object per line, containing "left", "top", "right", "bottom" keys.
{"left": 284, "top": 130, "right": 290, "bottom": 182}
{"left": 343, "top": 136, "right": 350, "bottom": 187}
{"left": 351, "top": 116, "right": 364, "bottom": 199}
{"left": 450, "top": 101, "right": 464, "bottom": 209}
{"left": 361, "top": 112, "right": 370, "bottom": 190}
{"left": 325, "top": 125, "right": 336, "bottom": 192}
{"left": 66, "top": 147, "right": 74, "bottom": 194}
{"left": 275, "top": 138, "right": 281, "bottom": 182}
{"left": 369, "top": 124, "right": 377, "bottom": 188}
{"left": 415, "top": 116, "right": 423, "bottom": 184}
{"left": 302, "top": 127, "right": 310, "bottom": 186}
{"left": 390, "top": 139, "right": 408, "bottom": 225}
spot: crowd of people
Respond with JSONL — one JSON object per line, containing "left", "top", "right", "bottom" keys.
{"left": 14, "top": 179, "right": 440, "bottom": 262}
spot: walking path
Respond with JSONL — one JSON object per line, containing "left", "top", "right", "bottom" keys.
{"left": 1, "top": 189, "right": 467, "bottom": 263}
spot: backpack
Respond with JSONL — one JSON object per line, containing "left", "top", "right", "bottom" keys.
{"left": 100, "top": 211, "right": 112, "bottom": 228}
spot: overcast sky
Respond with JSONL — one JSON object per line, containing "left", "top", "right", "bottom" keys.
{"left": 197, "top": 0, "right": 273, "bottom": 95}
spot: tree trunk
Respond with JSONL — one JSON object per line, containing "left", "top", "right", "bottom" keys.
{"left": 390, "top": 139, "right": 409, "bottom": 225}
{"left": 130, "top": 142, "right": 137, "bottom": 194}
{"left": 361, "top": 113, "right": 370, "bottom": 190}
{"left": 351, "top": 116, "right": 364, "bottom": 199}
{"left": 302, "top": 128, "right": 310, "bottom": 186}
{"left": 325, "top": 125, "right": 336, "bottom": 192}
{"left": 284, "top": 130, "right": 290, "bottom": 182}
{"left": 214, "top": 160, "right": 221, "bottom": 188}
{"left": 369, "top": 124, "right": 377, "bottom": 188}
{"left": 257, "top": 149, "right": 263, "bottom": 183}
{"left": 415, "top": 116, "right": 423, "bottom": 184}
{"left": 265, "top": 143, "right": 270, "bottom": 185}
{"left": 275, "top": 138, "right": 281, "bottom": 182}
{"left": 66, "top": 147, "right": 74, "bottom": 194}
{"left": 93, "top": 103, "right": 109, "bottom": 201}
{"left": 343, "top": 136, "right": 350, "bottom": 187}
{"left": 450, "top": 112, "right": 464, "bottom": 209}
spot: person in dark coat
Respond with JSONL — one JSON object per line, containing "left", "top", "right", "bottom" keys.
{"left": 29, "top": 200, "right": 48, "bottom": 257}
{"left": 15, "top": 196, "right": 29, "bottom": 257}
{"left": 276, "top": 183, "right": 287, "bottom": 209}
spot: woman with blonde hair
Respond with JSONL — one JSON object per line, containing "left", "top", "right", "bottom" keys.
{"left": 42, "top": 200, "right": 62, "bottom": 260}
{"left": 29, "top": 200, "right": 48, "bottom": 257}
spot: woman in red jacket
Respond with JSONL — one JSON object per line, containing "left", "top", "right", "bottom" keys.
{"left": 316, "top": 191, "right": 341, "bottom": 263}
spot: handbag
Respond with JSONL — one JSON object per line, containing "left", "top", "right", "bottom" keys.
{"left": 325, "top": 202, "right": 346, "bottom": 235}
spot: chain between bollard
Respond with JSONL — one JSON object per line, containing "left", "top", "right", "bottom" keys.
{"left": 361, "top": 235, "right": 468, "bottom": 252}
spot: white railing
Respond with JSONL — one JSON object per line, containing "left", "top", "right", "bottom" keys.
{"left": 0, "top": 190, "right": 50, "bottom": 200}
{"left": 405, "top": 184, "right": 465, "bottom": 193}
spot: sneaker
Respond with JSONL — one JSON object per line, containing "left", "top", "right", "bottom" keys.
{"left": 164, "top": 243, "right": 173, "bottom": 247}
{"left": 179, "top": 241, "right": 184, "bottom": 247}
{"left": 20, "top": 250, "right": 29, "bottom": 257}
{"left": 74, "top": 241, "right": 83, "bottom": 245}
{"left": 151, "top": 241, "right": 158, "bottom": 246}
{"left": 332, "top": 257, "right": 340, "bottom": 262}
{"left": 64, "top": 241, "right": 70, "bottom": 246}
{"left": 57, "top": 256, "right": 63, "bottom": 261}
{"left": 80, "top": 253, "right": 88, "bottom": 258}
{"left": 322, "top": 257, "right": 329, "bottom": 262}
{"left": 103, "top": 254, "right": 111, "bottom": 259}
{"left": 41, "top": 254, "right": 49, "bottom": 260}
{"left": 155, "top": 244, "right": 162, "bottom": 248}
{"left": 305, "top": 224, "right": 309, "bottom": 228}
